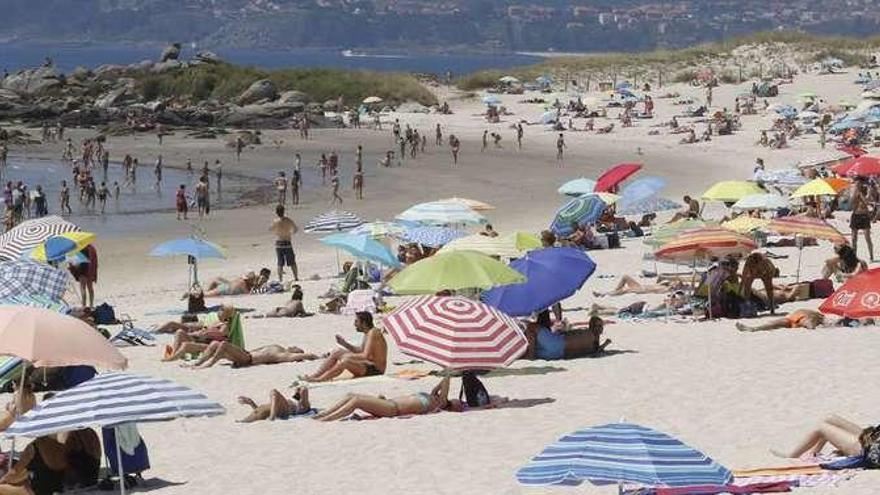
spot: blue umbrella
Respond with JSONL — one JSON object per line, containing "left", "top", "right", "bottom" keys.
{"left": 620, "top": 176, "right": 667, "bottom": 205}
{"left": 483, "top": 247, "right": 595, "bottom": 316}
{"left": 482, "top": 94, "right": 501, "bottom": 106}
{"left": 149, "top": 237, "right": 226, "bottom": 259}
{"left": 549, "top": 196, "right": 608, "bottom": 237}
{"left": 401, "top": 226, "right": 467, "bottom": 248}
{"left": 773, "top": 104, "right": 797, "bottom": 119}
{"left": 617, "top": 196, "right": 681, "bottom": 216}
{"left": 516, "top": 422, "right": 732, "bottom": 488}
{"left": 558, "top": 178, "right": 597, "bottom": 196}
{"left": 321, "top": 233, "right": 401, "bottom": 268}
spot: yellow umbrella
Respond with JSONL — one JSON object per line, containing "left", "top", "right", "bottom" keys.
{"left": 790, "top": 178, "right": 840, "bottom": 198}
{"left": 508, "top": 231, "right": 541, "bottom": 251}
{"left": 702, "top": 181, "right": 765, "bottom": 202}
{"left": 436, "top": 197, "right": 495, "bottom": 211}
{"left": 29, "top": 232, "right": 95, "bottom": 263}
{"left": 722, "top": 216, "right": 770, "bottom": 234}
{"left": 440, "top": 232, "right": 538, "bottom": 258}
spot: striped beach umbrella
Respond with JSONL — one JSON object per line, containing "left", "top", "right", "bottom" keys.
{"left": 550, "top": 195, "right": 608, "bottom": 237}
{"left": 516, "top": 423, "right": 732, "bottom": 488}
{"left": 401, "top": 226, "right": 467, "bottom": 248}
{"left": 320, "top": 233, "right": 401, "bottom": 268}
{"left": 558, "top": 178, "right": 597, "bottom": 197}
{"left": 383, "top": 295, "right": 527, "bottom": 370}
{"left": 654, "top": 228, "right": 756, "bottom": 262}
{"left": 303, "top": 210, "right": 364, "bottom": 233}
{"left": 349, "top": 221, "right": 407, "bottom": 239}
{"left": 617, "top": 196, "right": 681, "bottom": 216}
{"left": 643, "top": 219, "right": 714, "bottom": 248}
{"left": 0, "top": 260, "right": 70, "bottom": 302}
{"left": 397, "top": 201, "right": 487, "bottom": 226}
{"left": 766, "top": 216, "right": 845, "bottom": 243}
{"left": 0, "top": 216, "right": 80, "bottom": 261}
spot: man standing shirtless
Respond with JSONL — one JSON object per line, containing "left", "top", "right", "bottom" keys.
{"left": 270, "top": 205, "right": 299, "bottom": 282}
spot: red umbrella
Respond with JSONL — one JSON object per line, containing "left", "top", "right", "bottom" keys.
{"left": 819, "top": 268, "right": 880, "bottom": 318}
{"left": 843, "top": 155, "right": 880, "bottom": 177}
{"left": 595, "top": 163, "right": 642, "bottom": 192}
{"left": 383, "top": 295, "right": 527, "bottom": 370}
{"left": 837, "top": 144, "right": 866, "bottom": 157}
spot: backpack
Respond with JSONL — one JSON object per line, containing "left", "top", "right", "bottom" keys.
{"left": 459, "top": 372, "right": 490, "bottom": 408}
{"left": 93, "top": 303, "right": 117, "bottom": 325}
{"left": 187, "top": 285, "right": 206, "bottom": 313}
{"left": 862, "top": 425, "right": 880, "bottom": 468}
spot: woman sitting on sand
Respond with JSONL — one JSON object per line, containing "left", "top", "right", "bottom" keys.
{"left": 313, "top": 376, "right": 455, "bottom": 422}
{"left": 202, "top": 269, "right": 270, "bottom": 297}
{"left": 154, "top": 305, "right": 235, "bottom": 336}
{"left": 593, "top": 274, "right": 687, "bottom": 297}
{"left": 823, "top": 244, "right": 867, "bottom": 280}
{"left": 167, "top": 341, "right": 318, "bottom": 369}
{"left": 237, "top": 386, "right": 312, "bottom": 423}
{"left": 523, "top": 311, "right": 611, "bottom": 360}
{"left": 248, "top": 285, "right": 312, "bottom": 318}
{"left": 772, "top": 414, "right": 875, "bottom": 460}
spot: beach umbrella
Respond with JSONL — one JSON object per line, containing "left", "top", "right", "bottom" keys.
{"left": 843, "top": 155, "right": 880, "bottom": 177}
{"left": 440, "top": 234, "right": 527, "bottom": 259}
{"left": 819, "top": 268, "right": 880, "bottom": 318}
{"left": 558, "top": 178, "right": 597, "bottom": 197}
{"left": 772, "top": 104, "right": 798, "bottom": 119}
{"left": 540, "top": 111, "right": 559, "bottom": 124}
{"left": 349, "top": 221, "right": 407, "bottom": 240}
{"left": 701, "top": 181, "right": 764, "bottom": 202}
{"left": 595, "top": 163, "right": 642, "bottom": 192}
{"left": 509, "top": 231, "right": 542, "bottom": 251}
{"left": 549, "top": 195, "right": 608, "bottom": 237}
{"left": 722, "top": 216, "right": 770, "bottom": 234}
{"left": 617, "top": 196, "right": 681, "bottom": 216}
{"left": 397, "top": 201, "right": 486, "bottom": 226}
{"left": 149, "top": 237, "right": 227, "bottom": 286}
{"left": 732, "top": 194, "right": 790, "bottom": 211}
{"left": 766, "top": 216, "right": 845, "bottom": 244}
{"left": 516, "top": 422, "right": 732, "bottom": 488}
{"left": 28, "top": 231, "right": 96, "bottom": 263}
{"left": 759, "top": 168, "right": 809, "bottom": 186}
{"left": 435, "top": 197, "right": 495, "bottom": 211}
{"left": 483, "top": 247, "right": 596, "bottom": 316}
{"left": 401, "top": 226, "right": 468, "bottom": 248}
{"left": 388, "top": 251, "right": 525, "bottom": 295}
{"left": 383, "top": 295, "right": 527, "bottom": 370}
{"left": 5, "top": 372, "right": 224, "bottom": 495}
{"left": 320, "top": 233, "right": 402, "bottom": 268}
{"left": 482, "top": 95, "right": 501, "bottom": 106}
{"left": 643, "top": 219, "right": 712, "bottom": 248}
{"left": 362, "top": 96, "right": 383, "bottom": 104}
{"left": 303, "top": 210, "right": 364, "bottom": 233}
{"left": 796, "top": 150, "right": 852, "bottom": 169}
{"left": 619, "top": 176, "right": 667, "bottom": 204}
{"left": 498, "top": 75, "right": 520, "bottom": 84}
{"left": 0, "top": 260, "right": 70, "bottom": 302}
{"left": 0, "top": 216, "right": 80, "bottom": 261}
{"left": 654, "top": 227, "right": 756, "bottom": 263}
{"left": 790, "top": 178, "right": 845, "bottom": 198}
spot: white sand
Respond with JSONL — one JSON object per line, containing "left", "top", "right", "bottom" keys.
{"left": 5, "top": 70, "right": 880, "bottom": 494}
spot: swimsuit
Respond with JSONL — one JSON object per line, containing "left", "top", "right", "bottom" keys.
{"left": 415, "top": 392, "right": 432, "bottom": 414}
{"left": 275, "top": 240, "right": 296, "bottom": 267}
{"left": 363, "top": 363, "right": 382, "bottom": 377}
{"left": 535, "top": 327, "right": 565, "bottom": 360}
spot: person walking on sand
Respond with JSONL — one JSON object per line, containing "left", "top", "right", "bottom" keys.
{"left": 330, "top": 173, "right": 343, "bottom": 206}
{"left": 196, "top": 177, "right": 209, "bottom": 218}
{"left": 355, "top": 145, "right": 363, "bottom": 172}
{"left": 291, "top": 168, "right": 301, "bottom": 206}
{"left": 176, "top": 184, "right": 188, "bottom": 220}
{"left": 353, "top": 168, "right": 364, "bottom": 200}
{"left": 274, "top": 171, "right": 288, "bottom": 206}
{"left": 435, "top": 123, "right": 443, "bottom": 146}
{"left": 516, "top": 123, "right": 524, "bottom": 149}
{"left": 450, "top": 135, "right": 460, "bottom": 165}
{"left": 481, "top": 130, "right": 488, "bottom": 152}
{"left": 154, "top": 155, "right": 163, "bottom": 190}
{"left": 850, "top": 179, "right": 875, "bottom": 261}
{"left": 270, "top": 205, "right": 299, "bottom": 282}
{"left": 59, "top": 180, "right": 72, "bottom": 215}
{"left": 215, "top": 159, "right": 222, "bottom": 194}
{"left": 556, "top": 133, "right": 566, "bottom": 164}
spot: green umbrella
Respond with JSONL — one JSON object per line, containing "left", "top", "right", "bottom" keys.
{"left": 643, "top": 219, "right": 715, "bottom": 247}
{"left": 388, "top": 251, "right": 526, "bottom": 295}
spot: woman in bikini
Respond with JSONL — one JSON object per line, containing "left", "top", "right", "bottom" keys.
{"left": 772, "top": 414, "right": 868, "bottom": 459}
{"left": 312, "top": 376, "right": 453, "bottom": 422}
{"left": 160, "top": 306, "right": 235, "bottom": 362}
{"left": 203, "top": 269, "right": 270, "bottom": 297}
{"left": 237, "top": 387, "right": 312, "bottom": 423}
{"left": 593, "top": 274, "right": 686, "bottom": 297}
{"left": 822, "top": 244, "right": 868, "bottom": 280}
{"left": 179, "top": 342, "right": 319, "bottom": 369}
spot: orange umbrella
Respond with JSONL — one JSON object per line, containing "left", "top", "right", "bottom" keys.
{"left": 824, "top": 177, "right": 851, "bottom": 193}
{"left": 654, "top": 227, "right": 757, "bottom": 263}
{"left": 766, "top": 216, "right": 845, "bottom": 244}
{"left": 0, "top": 306, "right": 127, "bottom": 369}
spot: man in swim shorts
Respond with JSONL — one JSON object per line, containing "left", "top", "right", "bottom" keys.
{"left": 270, "top": 205, "right": 299, "bottom": 282}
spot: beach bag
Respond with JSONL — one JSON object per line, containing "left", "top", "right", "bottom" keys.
{"left": 94, "top": 303, "right": 116, "bottom": 325}
{"left": 861, "top": 425, "right": 880, "bottom": 468}
{"left": 738, "top": 300, "right": 758, "bottom": 319}
{"left": 809, "top": 279, "right": 834, "bottom": 299}
{"left": 187, "top": 287, "right": 206, "bottom": 313}
{"left": 459, "top": 371, "right": 490, "bottom": 408}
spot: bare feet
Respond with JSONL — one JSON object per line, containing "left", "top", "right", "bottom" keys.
{"left": 238, "top": 396, "right": 257, "bottom": 409}
{"left": 735, "top": 323, "right": 752, "bottom": 332}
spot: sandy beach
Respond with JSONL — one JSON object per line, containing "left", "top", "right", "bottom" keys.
{"left": 3, "top": 69, "right": 880, "bottom": 494}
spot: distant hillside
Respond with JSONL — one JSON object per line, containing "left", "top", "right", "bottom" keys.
{"left": 3, "top": 0, "right": 880, "bottom": 52}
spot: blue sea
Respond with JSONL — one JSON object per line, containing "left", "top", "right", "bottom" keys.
{"left": 0, "top": 44, "right": 541, "bottom": 75}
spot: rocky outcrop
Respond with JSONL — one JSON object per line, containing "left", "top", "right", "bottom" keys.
{"left": 160, "top": 43, "right": 182, "bottom": 62}
{"left": 278, "top": 90, "right": 309, "bottom": 104}
{"left": 1, "top": 66, "right": 64, "bottom": 95}
{"left": 224, "top": 101, "right": 304, "bottom": 128}
{"left": 194, "top": 51, "right": 222, "bottom": 64}
{"left": 236, "top": 79, "right": 277, "bottom": 105}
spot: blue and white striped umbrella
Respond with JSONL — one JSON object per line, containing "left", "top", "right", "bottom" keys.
{"left": 397, "top": 202, "right": 486, "bottom": 226}
{"left": 549, "top": 195, "right": 608, "bottom": 237}
{"left": 304, "top": 210, "right": 364, "bottom": 233}
{"left": 516, "top": 423, "right": 732, "bottom": 488}
{"left": 5, "top": 372, "right": 225, "bottom": 438}
{"left": 401, "top": 226, "right": 467, "bottom": 248}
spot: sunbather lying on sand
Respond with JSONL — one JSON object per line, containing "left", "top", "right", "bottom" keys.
{"left": 237, "top": 387, "right": 312, "bottom": 422}
{"left": 248, "top": 285, "right": 312, "bottom": 318}
{"left": 153, "top": 305, "right": 235, "bottom": 335}
{"left": 201, "top": 269, "right": 270, "bottom": 297}
{"left": 167, "top": 341, "right": 319, "bottom": 368}
{"left": 589, "top": 291, "right": 692, "bottom": 318}
{"left": 735, "top": 309, "right": 825, "bottom": 332}
{"left": 593, "top": 275, "right": 686, "bottom": 297}
{"left": 523, "top": 312, "right": 610, "bottom": 360}
{"left": 772, "top": 414, "right": 870, "bottom": 458}
{"left": 313, "top": 376, "right": 455, "bottom": 421}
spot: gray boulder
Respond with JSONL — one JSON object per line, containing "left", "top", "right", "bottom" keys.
{"left": 70, "top": 66, "right": 92, "bottom": 81}
{"left": 194, "top": 51, "right": 222, "bottom": 64}
{"left": 151, "top": 60, "right": 184, "bottom": 73}
{"left": 160, "top": 43, "right": 182, "bottom": 62}
{"left": 278, "top": 90, "right": 310, "bottom": 104}
{"left": 129, "top": 60, "right": 154, "bottom": 72}
{"left": 2, "top": 67, "right": 64, "bottom": 95}
{"left": 95, "top": 87, "right": 137, "bottom": 109}
{"left": 225, "top": 101, "right": 303, "bottom": 128}
{"left": 237, "top": 79, "right": 277, "bottom": 105}
{"left": 322, "top": 99, "right": 339, "bottom": 111}
{"left": 94, "top": 64, "right": 128, "bottom": 79}
{"left": 0, "top": 89, "right": 21, "bottom": 102}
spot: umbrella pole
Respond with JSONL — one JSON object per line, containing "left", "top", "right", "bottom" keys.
{"left": 8, "top": 363, "right": 27, "bottom": 470}
{"left": 115, "top": 426, "right": 126, "bottom": 495}
{"left": 796, "top": 243, "right": 803, "bottom": 284}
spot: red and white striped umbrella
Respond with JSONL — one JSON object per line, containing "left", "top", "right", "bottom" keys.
{"left": 654, "top": 227, "right": 757, "bottom": 262}
{"left": 382, "top": 295, "right": 527, "bottom": 370}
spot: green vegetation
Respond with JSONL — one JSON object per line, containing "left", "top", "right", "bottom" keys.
{"left": 134, "top": 63, "right": 437, "bottom": 106}
{"left": 458, "top": 31, "right": 880, "bottom": 90}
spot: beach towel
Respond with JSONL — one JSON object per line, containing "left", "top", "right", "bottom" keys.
{"left": 342, "top": 289, "right": 377, "bottom": 315}
{"left": 821, "top": 455, "right": 866, "bottom": 470}
{"left": 626, "top": 481, "right": 793, "bottom": 495}
{"left": 732, "top": 471, "right": 855, "bottom": 488}
{"left": 280, "top": 408, "right": 318, "bottom": 419}
{"left": 732, "top": 465, "right": 823, "bottom": 477}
